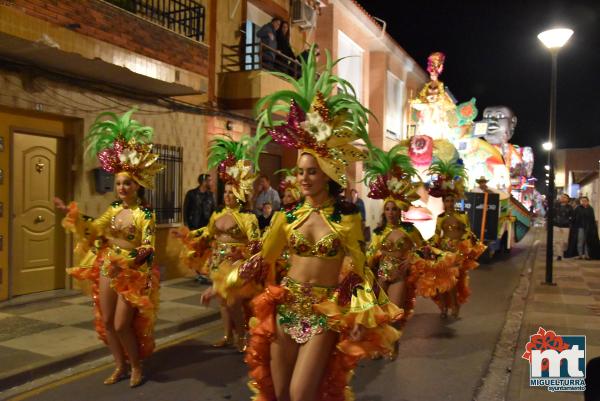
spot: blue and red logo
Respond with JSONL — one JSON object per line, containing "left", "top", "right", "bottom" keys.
{"left": 522, "top": 327, "right": 586, "bottom": 392}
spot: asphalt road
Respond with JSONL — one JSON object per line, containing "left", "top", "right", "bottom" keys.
{"left": 10, "top": 234, "right": 533, "bottom": 401}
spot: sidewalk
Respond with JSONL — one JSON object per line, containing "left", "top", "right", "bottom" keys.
{"left": 506, "top": 229, "right": 600, "bottom": 401}
{"left": 0, "top": 278, "right": 219, "bottom": 392}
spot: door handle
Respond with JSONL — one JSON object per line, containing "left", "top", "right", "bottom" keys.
{"left": 34, "top": 215, "right": 46, "bottom": 223}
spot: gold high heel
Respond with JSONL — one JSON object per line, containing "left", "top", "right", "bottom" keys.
{"left": 129, "top": 366, "right": 143, "bottom": 388}
{"left": 212, "top": 336, "right": 234, "bottom": 348}
{"left": 103, "top": 366, "right": 127, "bottom": 385}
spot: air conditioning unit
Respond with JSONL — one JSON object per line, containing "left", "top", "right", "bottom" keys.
{"left": 292, "top": 0, "right": 315, "bottom": 30}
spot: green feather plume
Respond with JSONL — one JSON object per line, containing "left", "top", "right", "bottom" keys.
{"left": 85, "top": 108, "right": 154, "bottom": 156}
{"left": 255, "top": 45, "right": 373, "bottom": 146}
{"left": 364, "top": 144, "right": 416, "bottom": 184}
{"left": 427, "top": 159, "right": 467, "bottom": 181}
{"left": 208, "top": 129, "right": 271, "bottom": 171}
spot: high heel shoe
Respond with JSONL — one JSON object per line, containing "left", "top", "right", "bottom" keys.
{"left": 212, "top": 336, "right": 234, "bottom": 348}
{"left": 129, "top": 366, "right": 143, "bottom": 388}
{"left": 103, "top": 366, "right": 128, "bottom": 385}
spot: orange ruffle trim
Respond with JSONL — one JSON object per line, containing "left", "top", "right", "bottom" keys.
{"left": 67, "top": 248, "right": 160, "bottom": 360}
{"left": 413, "top": 252, "right": 459, "bottom": 298}
{"left": 174, "top": 226, "right": 212, "bottom": 274}
{"left": 245, "top": 285, "right": 400, "bottom": 401}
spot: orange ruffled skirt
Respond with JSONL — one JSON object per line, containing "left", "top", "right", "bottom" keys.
{"left": 245, "top": 283, "right": 400, "bottom": 401}
{"left": 432, "top": 239, "right": 486, "bottom": 308}
{"left": 67, "top": 246, "right": 160, "bottom": 360}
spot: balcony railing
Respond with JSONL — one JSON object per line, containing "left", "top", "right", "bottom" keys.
{"left": 221, "top": 41, "right": 302, "bottom": 77}
{"left": 108, "top": 0, "right": 206, "bottom": 42}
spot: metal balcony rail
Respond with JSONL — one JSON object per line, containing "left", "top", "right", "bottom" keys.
{"left": 108, "top": 0, "right": 206, "bottom": 42}
{"left": 221, "top": 41, "right": 302, "bottom": 77}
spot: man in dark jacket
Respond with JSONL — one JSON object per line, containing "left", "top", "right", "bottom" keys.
{"left": 183, "top": 174, "right": 215, "bottom": 283}
{"left": 571, "top": 196, "right": 600, "bottom": 260}
{"left": 184, "top": 174, "right": 215, "bottom": 230}
{"left": 257, "top": 18, "right": 281, "bottom": 70}
{"left": 554, "top": 193, "right": 573, "bottom": 260}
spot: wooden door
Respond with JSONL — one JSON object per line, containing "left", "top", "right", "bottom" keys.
{"left": 12, "top": 133, "right": 66, "bottom": 295}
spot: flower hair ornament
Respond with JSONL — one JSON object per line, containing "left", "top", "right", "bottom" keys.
{"left": 86, "top": 108, "right": 164, "bottom": 189}
{"left": 275, "top": 167, "right": 301, "bottom": 203}
{"left": 256, "top": 46, "right": 371, "bottom": 188}
{"left": 364, "top": 144, "right": 420, "bottom": 211}
{"left": 207, "top": 131, "right": 270, "bottom": 204}
{"left": 427, "top": 158, "right": 468, "bottom": 199}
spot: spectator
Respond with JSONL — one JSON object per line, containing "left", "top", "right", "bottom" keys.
{"left": 183, "top": 174, "right": 215, "bottom": 284}
{"left": 569, "top": 196, "right": 600, "bottom": 260}
{"left": 553, "top": 193, "right": 573, "bottom": 260}
{"left": 183, "top": 174, "right": 215, "bottom": 230}
{"left": 254, "top": 175, "right": 281, "bottom": 214}
{"left": 257, "top": 202, "right": 274, "bottom": 231}
{"left": 257, "top": 17, "right": 281, "bottom": 70}
{"left": 348, "top": 188, "right": 366, "bottom": 222}
{"left": 276, "top": 21, "right": 295, "bottom": 75}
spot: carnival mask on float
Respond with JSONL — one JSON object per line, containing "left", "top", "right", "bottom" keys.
{"left": 483, "top": 106, "right": 517, "bottom": 145}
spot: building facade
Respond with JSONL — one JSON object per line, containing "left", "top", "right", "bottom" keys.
{"left": 0, "top": 0, "right": 425, "bottom": 301}
{"left": 555, "top": 146, "right": 600, "bottom": 217}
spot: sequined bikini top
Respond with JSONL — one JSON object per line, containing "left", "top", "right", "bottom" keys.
{"left": 109, "top": 213, "right": 138, "bottom": 242}
{"left": 380, "top": 234, "right": 412, "bottom": 254}
{"left": 441, "top": 214, "right": 466, "bottom": 234}
{"left": 289, "top": 229, "right": 342, "bottom": 259}
{"left": 214, "top": 224, "right": 246, "bottom": 241}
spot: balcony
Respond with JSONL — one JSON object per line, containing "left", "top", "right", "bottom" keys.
{"left": 217, "top": 41, "right": 300, "bottom": 114}
{"left": 0, "top": 1, "right": 208, "bottom": 97}
{"left": 107, "top": 0, "right": 206, "bottom": 42}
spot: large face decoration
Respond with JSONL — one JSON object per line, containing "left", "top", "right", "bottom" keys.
{"left": 483, "top": 106, "right": 517, "bottom": 145}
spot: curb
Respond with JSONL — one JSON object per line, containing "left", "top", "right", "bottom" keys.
{"left": 0, "top": 309, "right": 220, "bottom": 394}
{"left": 473, "top": 229, "right": 541, "bottom": 401}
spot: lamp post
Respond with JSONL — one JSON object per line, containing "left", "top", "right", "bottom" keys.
{"left": 538, "top": 28, "right": 573, "bottom": 285}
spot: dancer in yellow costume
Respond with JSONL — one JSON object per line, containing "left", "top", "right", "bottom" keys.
{"left": 176, "top": 134, "right": 266, "bottom": 352}
{"left": 364, "top": 146, "right": 428, "bottom": 335}
{"left": 54, "top": 109, "right": 163, "bottom": 387}
{"left": 428, "top": 159, "right": 486, "bottom": 318}
{"left": 241, "top": 48, "right": 401, "bottom": 401}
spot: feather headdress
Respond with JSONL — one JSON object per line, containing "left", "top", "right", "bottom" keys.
{"left": 427, "top": 158, "right": 468, "bottom": 199}
{"left": 256, "top": 46, "right": 371, "bottom": 188}
{"left": 207, "top": 131, "right": 270, "bottom": 203}
{"left": 86, "top": 108, "right": 163, "bottom": 189}
{"left": 364, "top": 144, "right": 419, "bottom": 211}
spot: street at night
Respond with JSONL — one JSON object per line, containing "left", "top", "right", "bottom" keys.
{"left": 1, "top": 1, "right": 599, "bottom": 400}
{"left": 7, "top": 233, "right": 537, "bottom": 401}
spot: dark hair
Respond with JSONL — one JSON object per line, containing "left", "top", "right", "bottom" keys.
{"left": 328, "top": 180, "right": 343, "bottom": 197}
{"left": 580, "top": 196, "right": 589, "bottom": 201}
{"left": 262, "top": 202, "right": 272, "bottom": 207}
{"left": 260, "top": 175, "right": 270, "bottom": 183}
{"left": 271, "top": 17, "right": 282, "bottom": 24}
{"left": 137, "top": 187, "right": 149, "bottom": 206}
{"left": 277, "top": 21, "right": 290, "bottom": 41}
{"left": 198, "top": 174, "right": 210, "bottom": 185}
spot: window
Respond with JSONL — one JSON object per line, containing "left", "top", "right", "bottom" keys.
{"left": 386, "top": 71, "right": 406, "bottom": 139}
{"left": 147, "top": 145, "right": 183, "bottom": 225}
{"left": 337, "top": 31, "right": 364, "bottom": 101}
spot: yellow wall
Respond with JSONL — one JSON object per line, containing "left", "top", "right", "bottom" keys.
{"left": 0, "top": 107, "right": 72, "bottom": 301}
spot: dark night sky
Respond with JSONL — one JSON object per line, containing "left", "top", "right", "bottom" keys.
{"left": 357, "top": 0, "right": 600, "bottom": 184}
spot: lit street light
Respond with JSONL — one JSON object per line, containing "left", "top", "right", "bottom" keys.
{"left": 538, "top": 27, "right": 573, "bottom": 285}
{"left": 544, "top": 165, "right": 550, "bottom": 170}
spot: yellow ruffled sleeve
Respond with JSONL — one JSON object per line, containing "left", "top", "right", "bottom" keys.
{"left": 316, "top": 212, "right": 402, "bottom": 330}
{"left": 239, "top": 211, "right": 288, "bottom": 285}
{"left": 62, "top": 202, "right": 114, "bottom": 254}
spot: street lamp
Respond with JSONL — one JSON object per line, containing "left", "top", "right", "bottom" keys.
{"left": 538, "top": 27, "right": 573, "bottom": 285}
{"left": 542, "top": 141, "right": 553, "bottom": 151}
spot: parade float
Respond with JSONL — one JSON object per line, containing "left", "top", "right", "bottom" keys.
{"left": 401, "top": 52, "right": 532, "bottom": 256}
